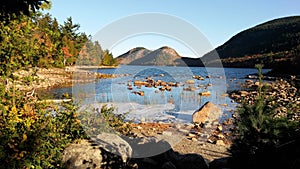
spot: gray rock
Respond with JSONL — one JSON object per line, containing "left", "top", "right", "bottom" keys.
{"left": 62, "top": 140, "right": 102, "bottom": 169}
{"left": 162, "top": 131, "right": 173, "bottom": 136}
{"left": 94, "top": 132, "right": 132, "bottom": 162}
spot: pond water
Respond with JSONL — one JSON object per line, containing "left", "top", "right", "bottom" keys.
{"left": 44, "top": 65, "right": 271, "bottom": 124}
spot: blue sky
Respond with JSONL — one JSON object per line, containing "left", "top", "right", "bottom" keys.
{"left": 48, "top": 0, "right": 300, "bottom": 57}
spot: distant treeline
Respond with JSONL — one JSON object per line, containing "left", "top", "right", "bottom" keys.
{"left": 0, "top": 2, "right": 117, "bottom": 76}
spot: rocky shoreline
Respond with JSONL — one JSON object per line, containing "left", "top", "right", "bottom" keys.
{"left": 11, "top": 66, "right": 119, "bottom": 92}
{"left": 230, "top": 79, "right": 300, "bottom": 121}
{"left": 61, "top": 77, "right": 299, "bottom": 169}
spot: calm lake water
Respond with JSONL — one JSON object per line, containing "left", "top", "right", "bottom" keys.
{"left": 45, "top": 65, "right": 271, "bottom": 123}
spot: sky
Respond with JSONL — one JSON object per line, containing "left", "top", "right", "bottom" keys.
{"left": 48, "top": 0, "right": 300, "bottom": 57}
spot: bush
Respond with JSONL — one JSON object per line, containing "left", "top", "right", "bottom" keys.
{"left": 229, "top": 65, "right": 300, "bottom": 169}
{"left": 0, "top": 80, "right": 86, "bottom": 169}
{"left": 0, "top": 76, "right": 132, "bottom": 168}
{"left": 78, "top": 104, "right": 132, "bottom": 137}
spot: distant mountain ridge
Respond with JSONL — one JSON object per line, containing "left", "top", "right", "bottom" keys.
{"left": 116, "top": 46, "right": 186, "bottom": 66}
{"left": 116, "top": 16, "right": 300, "bottom": 75}
{"left": 117, "top": 47, "right": 152, "bottom": 65}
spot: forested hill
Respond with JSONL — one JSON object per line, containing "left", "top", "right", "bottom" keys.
{"left": 201, "top": 16, "right": 300, "bottom": 74}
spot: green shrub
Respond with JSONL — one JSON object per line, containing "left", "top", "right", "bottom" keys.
{"left": 0, "top": 81, "right": 86, "bottom": 169}
{"left": 0, "top": 73, "right": 132, "bottom": 168}
{"left": 78, "top": 104, "right": 132, "bottom": 137}
{"left": 230, "top": 64, "right": 300, "bottom": 169}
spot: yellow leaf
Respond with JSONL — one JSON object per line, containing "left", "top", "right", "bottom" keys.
{"left": 22, "top": 133, "right": 27, "bottom": 142}
{"left": 19, "top": 151, "right": 26, "bottom": 158}
{"left": 23, "top": 104, "right": 31, "bottom": 111}
{"left": 11, "top": 106, "right": 17, "bottom": 113}
{"left": 4, "top": 106, "right": 9, "bottom": 110}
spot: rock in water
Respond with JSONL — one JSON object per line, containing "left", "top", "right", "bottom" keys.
{"left": 185, "top": 79, "right": 195, "bottom": 84}
{"left": 199, "top": 91, "right": 211, "bottom": 96}
{"left": 192, "top": 101, "right": 222, "bottom": 124}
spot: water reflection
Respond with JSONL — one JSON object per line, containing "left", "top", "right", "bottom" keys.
{"left": 47, "top": 66, "right": 270, "bottom": 123}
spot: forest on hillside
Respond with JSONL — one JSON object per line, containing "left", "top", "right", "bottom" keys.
{"left": 0, "top": 0, "right": 117, "bottom": 77}
{"left": 201, "top": 16, "right": 300, "bottom": 74}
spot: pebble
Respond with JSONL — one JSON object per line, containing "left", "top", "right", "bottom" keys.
{"left": 212, "top": 121, "right": 219, "bottom": 126}
{"left": 207, "top": 138, "right": 214, "bottom": 144}
{"left": 178, "top": 129, "right": 189, "bottom": 133}
{"left": 217, "top": 134, "right": 225, "bottom": 139}
{"left": 216, "top": 140, "right": 226, "bottom": 146}
{"left": 185, "top": 79, "right": 195, "bottom": 84}
{"left": 198, "top": 84, "right": 205, "bottom": 87}
{"left": 136, "top": 126, "right": 143, "bottom": 130}
{"left": 162, "top": 131, "right": 173, "bottom": 136}
{"left": 217, "top": 125, "right": 223, "bottom": 131}
{"left": 188, "top": 133, "right": 196, "bottom": 137}
{"left": 199, "top": 91, "right": 211, "bottom": 96}
{"left": 191, "top": 138, "right": 198, "bottom": 142}
{"left": 199, "top": 133, "right": 209, "bottom": 138}
{"left": 185, "top": 123, "right": 194, "bottom": 129}
{"left": 174, "top": 124, "right": 182, "bottom": 129}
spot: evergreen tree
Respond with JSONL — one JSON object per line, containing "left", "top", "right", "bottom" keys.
{"left": 34, "top": 13, "right": 64, "bottom": 67}
{"left": 230, "top": 64, "right": 300, "bottom": 169}
{"left": 102, "top": 50, "right": 114, "bottom": 66}
{"left": 61, "top": 17, "right": 88, "bottom": 66}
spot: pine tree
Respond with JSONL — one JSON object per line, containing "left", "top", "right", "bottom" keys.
{"left": 230, "top": 64, "right": 300, "bottom": 169}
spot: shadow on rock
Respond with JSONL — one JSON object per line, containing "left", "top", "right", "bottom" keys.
{"left": 62, "top": 133, "right": 209, "bottom": 169}
{"left": 125, "top": 136, "right": 208, "bottom": 169}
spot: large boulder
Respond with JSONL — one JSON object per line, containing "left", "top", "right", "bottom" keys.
{"left": 62, "top": 135, "right": 208, "bottom": 169}
{"left": 93, "top": 133, "right": 133, "bottom": 163}
{"left": 62, "top": 133, "right": 132, "bottom": 169}
{"left": 62, "top": 140, "right": 102, "bottom": 169}
{"left": 192, "top": 102, "right": 222, "bottom": 124}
